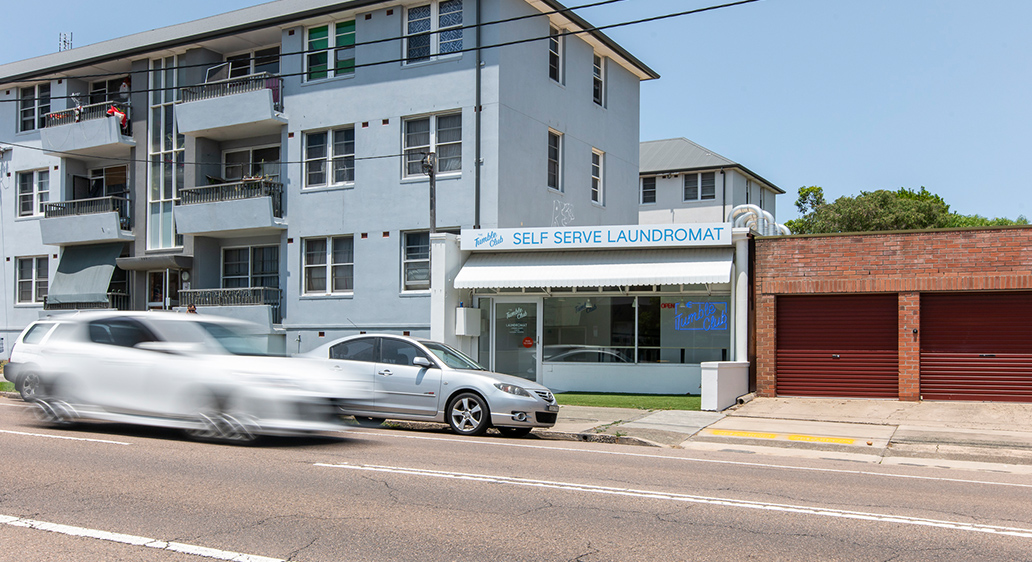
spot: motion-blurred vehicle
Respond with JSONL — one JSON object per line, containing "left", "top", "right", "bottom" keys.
{"left": 8, "top": 311, "right": 368, "bottom": 442}
{"left": 303, "top": 334, "right": 559, "bottom": 437}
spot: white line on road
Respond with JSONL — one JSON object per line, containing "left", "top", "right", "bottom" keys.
{"left": 316, "top": 462, "right": 1032, "bottom": 539}
{"left": 0, "top": 514, "right": 283, "bottom": 562}
{"left": 360, "top": 431, "right": 1032, "bottom": 489}
{"left": 0, "top": 429, "right": 131, "bottom": 445}
{"left": 0, "top": 402, "right": 31, "bottom": 408}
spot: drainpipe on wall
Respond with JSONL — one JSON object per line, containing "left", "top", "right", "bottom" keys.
{"left": 720, "top": 168, "right": 726, "bottom": 224}
{"left": 734, "top": 231, "right": 749, "bottom": 362}
{"left": 474, "top": 0, "right": 482, "bottom": 228}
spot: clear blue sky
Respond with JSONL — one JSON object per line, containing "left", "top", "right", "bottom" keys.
{"left": 3, "top": 0, "right": 1029, "bottom": 221}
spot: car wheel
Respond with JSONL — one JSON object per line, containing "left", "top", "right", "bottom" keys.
{"left": 447, "top": 392, "right": 490, "bottom": 436}
{"left": 352, "top": 416, "right": 385, "bottom": 428}
{"left": 497, "top": 426, "right": 533, "bottom": 438}
{"left": 19, "top": 372, "right": 42, "bottom": 402}
{"left": 32, "top": 380, "right": 76, "bottom": 426}
{"left": 185, "top": 393, "right": 257, "bottom": 444}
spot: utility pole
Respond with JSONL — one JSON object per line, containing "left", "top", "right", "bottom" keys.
{"left": 422, "top": 152, "right": 437, "bottom": 234}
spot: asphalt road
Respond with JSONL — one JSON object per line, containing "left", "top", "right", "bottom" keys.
{"left": 3, "top": 398, "right": 1032, "bottom": 561}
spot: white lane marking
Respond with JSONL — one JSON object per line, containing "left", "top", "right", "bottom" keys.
{"left": 316, "top": 463, "right": 1032, "bottom": 539}
{"left": 359, "top": 431, "right": 1032, "bottom": 489}
{"left": 0, "top": 514, "right": 283, "bottom": 562}
{"left": 0, "top": 402, "right": 31, "bottom": 408}
{"left": 0, "top": 429, "right": 130, "bottom": 445}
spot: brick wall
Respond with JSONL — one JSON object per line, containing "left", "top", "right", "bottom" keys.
{"left": 753, "top": 227, "right": 1032, "bottom": 399}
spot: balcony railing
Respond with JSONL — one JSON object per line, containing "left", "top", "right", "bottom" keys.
{"left": 44, "top": 196, "right": 132, "bottom": 230}
{"left": 179, "top": 287, "right": 282, "bottom": 324}
{"left": 181, "top": 73, "right": 283, "bottom": 113}
{"left": 45, "top": 101, "right": 132, "bottom": 135}
{"left": 178, "top": 180, "right": 283, "bottom": 218}
{"left": 44, "top": 292, "right": 131, "bottom": 311}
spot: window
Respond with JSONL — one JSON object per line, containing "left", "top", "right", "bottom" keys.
{"left": 228, "top": 47, "right": 280, "bottom": 78}
{"left": 745, "top": 179, "right": 751, "bottom": 204}
{"left": 303, "top": 236, "right": 354, "bottom": 295}
{"left": 403, "top": 231, "right": 431, "bottom": 291}
{"left": 641, "top": 177, "right": 656, "bottom": 204}
{"left": 90, "top": 77, "right": 130, "bottom": 105}
{"left": 305, "top": 128, "right": 354, "bottom": 187}
{"left": 591, "top": 150, "right": 604, "bottom": 204}
{"left": 547, "top": 130, "right": 562, "bottom": 191}
{"left": 87, "top": 318, "right": 156, "bottom": 348}
{"left": 592, "top": 54, "right": 605, "bottom": 106}
{"left": 330, "top": 337, "right": 377, "bottom": 361}
{"left": 88, "top": 166, "right": 128, "bottom": 197}
{"left": 404, "top": 113, "right": 461, "bottom": 177}
{"left": 684, "top": 172, "right": 716, "bottom": 201}
{"left": 380, "top": 338, "right": 429, "bottom": 365}
{"left": 759, "top": 184, "right": 765, "bottom": 208}
{"left": 307, "top": 22, "right": 355, "bottom": 80}
{"left": 225, "top": 146, "right": 281, "bottom": 182}
{"left": 548, "top": 26, "right": 562, "bottom": 82}
{"left": 223, "top": 246, "right": 279, "bottom": 289}
{"left": 148, "top": 56, "right": 184, "bottom": 249}
{"left": 16, "top": 257, "right": 48, "bottom": 304}
{"left": 19, "top": 84, "right": 50, "bottom": 132}
{"left": 17, "top": 170, "right": 49, "bottom": 217}
{"left": 406, "top": 0, "right": 463, "bottom": 63}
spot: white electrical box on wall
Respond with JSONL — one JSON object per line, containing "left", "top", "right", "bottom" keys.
{"left": 455, "top": 307, "right": 481, "bottom": 337}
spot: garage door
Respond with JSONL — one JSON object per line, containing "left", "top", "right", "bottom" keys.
{"left": 920, "top": 292, "right": 1032, "bottom": 402}
{"left": 777, "top": 294, "right": 898, "bottom": 398}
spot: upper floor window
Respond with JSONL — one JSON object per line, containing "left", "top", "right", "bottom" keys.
{"left": 88, "top": 166, "right": 129, "bottom": 198}
{"left": 228, "top": 47, "right": 281, "bottom": 78}
{"left": 590, "top": 150, "right": 604, "bottom": 205}
{"left": 684, "top": 172, "right": 716, "bottom": 202}
{"left": 305, "top": 128, "right": 354, "bottom": 187}
{"left": 592, "top": 55, "right": 605, "bottom": 106}
{"left": 19, "top": 84, "right": 50, "bottom": 132}
{"left": 547, "top": 130, "right": 562, "bottom": 191}
{"left": 90, "top": 77, "right": 130, "bottom": 105}
{"left": 404, "top": 113, "right": 462, "bottom": 177}
{"left": 16, "top": 256, "right": 48, "bottom": 305}
{"left": 18, "top": 170, "right": 49, "bottom": 217}
{"left": 403, "top": 231, "right": 431, "bottom": 291}
{"left": 303, "top": 236, "right": 354, "bottom": 295}
{"left": 406, "top": 0, "right": 463, "bottom": 63}
{"left": 223, "top": 245, "right": 279, "bottom": 289}
{"left": 225, "top": 146, "right": 281, "bottom": 182}
{"left": 307, "top": 21, "right": 356, "bottom": 81}
{"left": 745, "top": 179, "right": 751, "bottom": 204}
{"left": 548, "top": 27, "right": 562, "bottom": 82}
{"left": 641, "top": 177, "right": 656, "bottom": 204}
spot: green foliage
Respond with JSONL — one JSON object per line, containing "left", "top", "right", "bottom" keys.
{"left": 789, "top": 185, "right": 1027, "bottom": 234}
{"left": 554, "top": 393, "right": 700, "bottom": 411}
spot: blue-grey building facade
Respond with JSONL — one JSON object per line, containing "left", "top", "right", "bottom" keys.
{"left": 0, "top": 0, "right": 657, "bottom": 358}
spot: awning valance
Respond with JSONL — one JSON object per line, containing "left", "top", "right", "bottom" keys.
{"left": 115, "top": 254, "right": 193, "bottom": 271}
{"left": 453, "top": 248, "right": 733, "bottom": 289}
{"left": 47, "top": 243, "right": 125, "bottom": 304}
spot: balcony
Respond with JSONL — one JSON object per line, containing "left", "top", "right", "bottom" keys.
{"left": 179, "top": 287, "right": 282, "bottom": 325}
{"left": 175, "top": 179, "right": 285, "bottom": 237}
{"left": 177, "top": 73, "right": 286, "bottom": 141}
{"left": 40, "top": 196, "right": 134, "bottom": 246}
{"left": 44, "top": 292, "right": 131, "bottom": 312}
{"left": 40, "top": 102, "right": 135, "bottom": 159}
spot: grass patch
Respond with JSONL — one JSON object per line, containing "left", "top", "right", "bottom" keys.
{"left": 555, "top": 392, "right": 700, "bottom": 411}
{"left": 0, "top": 381, "right": 13, "bottom": 393}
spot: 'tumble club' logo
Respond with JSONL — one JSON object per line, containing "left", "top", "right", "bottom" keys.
{"left": 475, "top": 231, "right": 504, "bottom": 248}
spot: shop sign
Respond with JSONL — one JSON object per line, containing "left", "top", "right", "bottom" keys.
{"left": 461, "top": 223, "right": 732, "bottom": 251}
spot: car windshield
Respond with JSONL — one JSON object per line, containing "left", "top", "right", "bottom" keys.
{"left": 422, "top": 342, "right": 486, "bottom": 370}
{"left": 148, "top": 319, "right": 272, "bottom": 356}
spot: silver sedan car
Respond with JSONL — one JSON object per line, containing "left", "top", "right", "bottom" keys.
{"left": 303, "top": 334, "right": 559, "bottom": 437}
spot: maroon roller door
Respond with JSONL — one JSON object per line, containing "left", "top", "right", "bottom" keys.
{"left": 920, "top": 292, "right": 1032, "bottom": 402}
{"left": 777, "top": 294, "right": 899, "bottom": 398}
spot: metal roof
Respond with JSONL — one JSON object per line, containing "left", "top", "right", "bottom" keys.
{"left": 640, "top": 138, "right": 784, "bottom": 194}
{"left": 453, "top": 248, "right": 732, "bottom": 289}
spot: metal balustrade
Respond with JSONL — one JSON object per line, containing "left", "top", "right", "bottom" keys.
{"left": 178, "top": 287, "right": 283, "bottom": 324}
{"left": 45, "top": 101, "right": 132, "bottom": 134}
{"left": 178, "top": 180, "right": 283, "bottom": 218}
{"left": 43, "top": 292, "right": 131, "bottom": 311}
{"left": 44, "top": 196, "right": 132, "bottom": 230}
{"left": 180, "top": 73, "right": 284, "bottom": 113}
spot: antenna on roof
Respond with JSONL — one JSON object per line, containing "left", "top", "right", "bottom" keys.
{"left": 59, "top": 32, "right": 73, "bottom": 52}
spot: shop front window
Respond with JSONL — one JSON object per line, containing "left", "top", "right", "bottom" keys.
{"left": 542, "top": 295, "right": 729, "bottom": 364}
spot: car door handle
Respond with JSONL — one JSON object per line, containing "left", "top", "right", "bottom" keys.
{"left": 378, "top": 369, "right": 393, "bottom": 376}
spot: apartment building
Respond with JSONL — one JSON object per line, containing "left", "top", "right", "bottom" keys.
{"left": 0, "top": 0, "right": 657, "bottom": 357}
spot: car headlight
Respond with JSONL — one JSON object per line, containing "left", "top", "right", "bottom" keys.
{"left": 494, "top": 383, "right": 531, "bottom": 397}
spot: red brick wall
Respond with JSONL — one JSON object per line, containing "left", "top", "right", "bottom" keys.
{"left": 753, "top": 227, "right": 1032, "bottom": 399}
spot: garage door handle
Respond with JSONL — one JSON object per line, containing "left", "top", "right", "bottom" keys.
{"left": 831, "top": 354, "right": 840, "bottom": 359}
{"left": 378, "top": 369, "right": 393, "bottom": 376}
{"left": 979, "top": 354, "right": 996, "bottom": 358}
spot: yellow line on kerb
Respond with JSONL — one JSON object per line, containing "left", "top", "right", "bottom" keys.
{"left": 788, "top": 435, "right": 856, "bottom": 445}
{"left": 709, "top": 429, "right": 777, "bottom": 439}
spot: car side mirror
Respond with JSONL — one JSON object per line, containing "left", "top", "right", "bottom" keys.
{"left": 412, "top": 356, "right": 432, "bottom": 368}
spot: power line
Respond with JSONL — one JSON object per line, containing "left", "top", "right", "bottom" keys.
{"left": 1, "top": 0, "right": 631, "bottom": 88}
{"left": 4, "top": 0, "right": 761, "bottom": 103}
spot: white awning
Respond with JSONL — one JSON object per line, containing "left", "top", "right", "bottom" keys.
{"left": 453, "top": 248, "right": 733, "bottom": 289}
{"left": 48, "top": 243, "right": 124, "bottom": 304}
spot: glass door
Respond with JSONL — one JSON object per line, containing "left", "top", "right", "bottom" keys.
{"left": 147, "top": 269, "right": 181, "bottom": 310}
{"left": 492, "top": 299, "right": 541, "bottom": 382}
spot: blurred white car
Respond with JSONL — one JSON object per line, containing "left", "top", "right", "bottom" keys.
{"left": 9, "top": 311, "right": 368, "bottom": 442}
{"left": 303, "top": 334, "right": 558, "bottom": 437}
